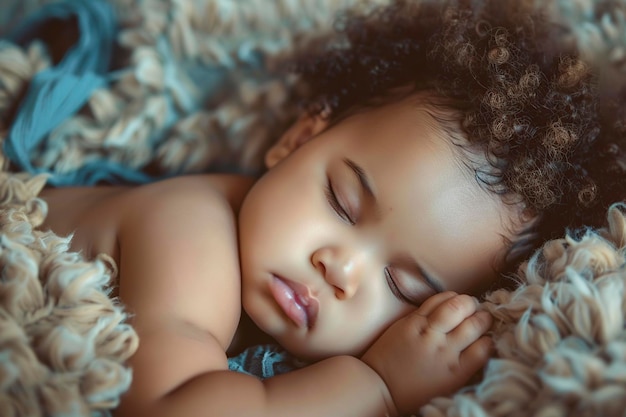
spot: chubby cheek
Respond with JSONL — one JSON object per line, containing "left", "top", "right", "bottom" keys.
{"left": 317, "top": 302, "right": 412, "bottom": 359}
{"left": 247, "top": 175, "right": 319, "bottom": 236}
{"left": 357, "top": 303, "right": 417, "bottom": 353}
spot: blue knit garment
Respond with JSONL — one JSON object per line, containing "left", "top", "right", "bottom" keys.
{"left": 228, "top": 344, "right": 307, "bottom": 379}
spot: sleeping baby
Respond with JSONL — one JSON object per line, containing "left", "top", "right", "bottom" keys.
{"left": 38, "top": 0, "right": 626, "bottom": 415}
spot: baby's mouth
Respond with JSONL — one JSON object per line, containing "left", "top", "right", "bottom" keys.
{"left": 269, "top": 275, "right": 319, "bottom": 329}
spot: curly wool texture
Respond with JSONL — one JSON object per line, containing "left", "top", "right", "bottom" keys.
{"left": 422, "top": 204, "right": 626, "bottom": 417}
{"left": 0, "top": 170, "right": 138, "bottom": 417}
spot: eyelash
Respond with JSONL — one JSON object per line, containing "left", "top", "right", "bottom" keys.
{"left": 325, "top": 179, "right": 355, "bottom": 225}
{"left": 385, "top": 267, "right": 416, "bottom": 306}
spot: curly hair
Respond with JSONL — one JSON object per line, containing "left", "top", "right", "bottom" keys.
{"left": 290, "top": 0, "right": 626, "bottom": 279}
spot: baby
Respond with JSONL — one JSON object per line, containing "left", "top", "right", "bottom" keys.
{"left": 38, "top": 0, "right": 626, "bottom": 416}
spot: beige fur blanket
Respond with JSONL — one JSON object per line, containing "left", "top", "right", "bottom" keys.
{"left": 0, "top": 0, "right": 625, "bottom": 416}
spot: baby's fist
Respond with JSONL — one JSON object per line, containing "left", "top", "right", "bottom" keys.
{"left": 362, "top": 292, "right": 493, "bottom": 415}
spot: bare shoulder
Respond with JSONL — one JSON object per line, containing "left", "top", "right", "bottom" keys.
{"left": 40, "top": 174, "right": 254, "bottom": 262}
{"left": 118, "top": 174, "right": 254, "bottom": 217}
{"left": 115, "top": 174, "right": 254, "bottom": 333}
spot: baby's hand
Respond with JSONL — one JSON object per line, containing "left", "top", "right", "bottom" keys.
{"left": 361, "top": 292, "right": 493, "bottom": 416}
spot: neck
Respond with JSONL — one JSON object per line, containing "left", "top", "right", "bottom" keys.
{"left": 228, "top": 309, "right": 277, "bottom": 357}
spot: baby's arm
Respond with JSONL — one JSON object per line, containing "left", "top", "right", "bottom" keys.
{"left": 119, "top": 292, "right": 491, "bottom": 417}
{"left": 362, "top": 291, "right": 494, "bottom": 415}
{"left": 127, "top": 353, "right": 391, "bottom": 417}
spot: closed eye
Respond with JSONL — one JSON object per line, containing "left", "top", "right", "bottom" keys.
{"left": 384, "top": 267, "right": 419, "bottom": 306}
{"left": 325, "top": 179, "right": 355, "bottom": 225}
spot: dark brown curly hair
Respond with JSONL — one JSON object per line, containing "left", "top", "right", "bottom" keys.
{"left": 290, "top": 0, "right": 626, "bottom": 281}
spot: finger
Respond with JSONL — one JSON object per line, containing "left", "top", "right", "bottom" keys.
{"left": 427, "top": 294, "right": 477, "bottom": 333}
{"left": 447, "top": 310, "right": 493, "bottom": 350}
{"left": 458, "top": 335, "right": 494, "bottom": 377}
{"left": 416, "top": 291, "right": 458, "bottom": 316}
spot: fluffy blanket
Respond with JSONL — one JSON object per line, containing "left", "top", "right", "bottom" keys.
{"left": 0, "top": 0, "right": 625, "bottom": 416}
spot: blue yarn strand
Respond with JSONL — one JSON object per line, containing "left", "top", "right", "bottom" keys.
{"left": 4, "top": 0, "right": 157, "bottom": 186}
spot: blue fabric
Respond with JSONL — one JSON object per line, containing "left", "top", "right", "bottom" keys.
{"left": 2, "top": 0, "right": 255, "bottom": 186}
{"left": 3, "top": 0, "right": 155, "bottom": 185}
{"left": 228, "top": 345, "right": 308, "bottom": 379}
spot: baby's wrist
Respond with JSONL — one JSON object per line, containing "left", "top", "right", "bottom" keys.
{"left": 356, "top": 356, "right": 398, "bottom": 417}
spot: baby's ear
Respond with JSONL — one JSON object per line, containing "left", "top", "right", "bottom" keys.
{"left": 264, "top": 113, "right": 329, "bottom": 168}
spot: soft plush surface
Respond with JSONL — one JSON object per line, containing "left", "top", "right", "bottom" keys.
{"left": 0, "top": 0, "right": 625, "bottom": 416}
{"left": 0, "top": 171, "right": 138, "bottom": 416}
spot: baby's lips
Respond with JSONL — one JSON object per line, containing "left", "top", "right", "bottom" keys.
{"left": 278, "top": 275, "right": 319, "bottom": 329}
{"left": 271, "top": 275, "right": 319, "bottom": 328}
{"left": 301, "top": 293, "right": 319, "bottom": 329}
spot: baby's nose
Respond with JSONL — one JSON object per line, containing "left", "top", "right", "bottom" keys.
{"left": 311, "top": 246, "right": 367, "bottom": 300}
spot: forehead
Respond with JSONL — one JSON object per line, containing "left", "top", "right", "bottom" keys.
{"left": 326, "top": 95, "right": 514, "bottom": 292}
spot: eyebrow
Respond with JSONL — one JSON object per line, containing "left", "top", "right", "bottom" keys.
{"left": 343, "top": 158, "right": 445, "bottom": 295}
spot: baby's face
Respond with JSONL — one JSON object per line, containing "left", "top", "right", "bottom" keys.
{"left": 238, "top": 94, "right": 515, "bottom": 360}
